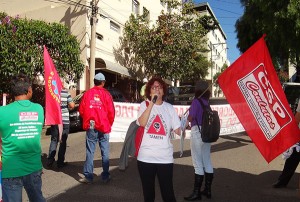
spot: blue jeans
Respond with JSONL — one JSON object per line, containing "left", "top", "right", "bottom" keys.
{"left": 48, "top": 124, "right": 70, "bottom": 165}
{"left": 83, "top": 129, "right": 110, "bottom": 181}
{"left": 2, "top": 170, "right": 45, "bottom": 202}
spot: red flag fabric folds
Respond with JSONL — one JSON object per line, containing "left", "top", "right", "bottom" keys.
{"left": 44, "top": 46, "right": 63, "bottom": 125}
{"left": 218, "top": 36, "right": 300, "bottom": 163}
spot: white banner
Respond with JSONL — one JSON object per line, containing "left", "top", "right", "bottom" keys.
{"left": 110, "top": 102, "right": 245, "bottom": 142}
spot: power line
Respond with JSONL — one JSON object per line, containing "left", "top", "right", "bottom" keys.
{"left": 214, "top": 0, "right": 240, "bottom": 5}
{"left": 49, "top": 0, "right": 91, "bottom": 9}
{"left": 211, "top": 6, "right": 242, "bottom": 16}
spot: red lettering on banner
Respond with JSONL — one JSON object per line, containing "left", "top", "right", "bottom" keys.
{"left": 115, "top": 105, "right": 121, "bottom": 117}
{"left": 121, "top": 105, "right": 134, "bottom": 118}
{"left": 226, "top": 117, "right": 238, "bottom": 127}
{"left": 173, "top": 106, "right": 189, "bottom": 116}
{"left": 212, "top": 106, "right": 235, "bottom": 118}
{"left": 114, "top": 105, "right": 134, "bottom": 118}
{"left": 177, "top": 107, "right": 185, "bottom": 116}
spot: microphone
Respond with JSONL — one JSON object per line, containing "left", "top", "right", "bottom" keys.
{"left": 152, "top": 95, "right": 158, "bottom": 103}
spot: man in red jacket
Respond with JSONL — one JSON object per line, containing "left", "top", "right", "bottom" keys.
{"left": 78, "top": 72, "right": 115, "bottom": 184}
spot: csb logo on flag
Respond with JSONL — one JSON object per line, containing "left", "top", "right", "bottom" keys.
{"left": 46, "top": 71, "right": 61, "bottom": 104}
{"left": 237, "top": 63, "right": 292, "bottom": 141}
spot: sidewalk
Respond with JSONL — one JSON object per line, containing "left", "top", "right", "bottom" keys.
{"left": 29, "top": 132, "right": 300, "bottom": 202}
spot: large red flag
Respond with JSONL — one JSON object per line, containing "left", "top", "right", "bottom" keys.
{"left": 44, "top": 46, "right": 63, "bottom": 125}
{"left": 218, "top": 36, "right": 300, "bottom": 163}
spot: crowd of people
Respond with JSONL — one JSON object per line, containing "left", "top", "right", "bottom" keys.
{"left": 0, "top": 73, "right": 299, "bottom": 202}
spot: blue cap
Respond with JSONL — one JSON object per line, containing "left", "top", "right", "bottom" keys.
{"left": 94, "top": 73, "right": 105, "bottom": 81}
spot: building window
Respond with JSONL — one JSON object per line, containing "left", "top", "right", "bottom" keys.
{"left": 110, "top": 21, "right": 120, "bottom": 33}
{"left": 132, "top": 0, "right": 140, "bottom": 16}
{"left": 143, "top": 7, "right": 150, "bottom": 21}
{"left": 96, "top": 32, "right": 103, "bottom": 40}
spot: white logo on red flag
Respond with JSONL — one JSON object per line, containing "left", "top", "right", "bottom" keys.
{"left": 237, "top": 63, "right": 292, "bottom": 141}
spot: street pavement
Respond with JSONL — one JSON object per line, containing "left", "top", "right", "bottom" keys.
{"left": 23, "top": 131, "right": 300, "bottom": 202}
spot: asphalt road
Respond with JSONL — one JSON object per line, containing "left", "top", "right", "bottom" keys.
{"left": 22, "top": 131, "right": 300, "bottom": 202}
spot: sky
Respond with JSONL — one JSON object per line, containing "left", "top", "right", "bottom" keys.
{"left": 193, "top": 0, "right": 244, "bottom": 64}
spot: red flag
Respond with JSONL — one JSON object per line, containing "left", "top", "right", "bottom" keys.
{"left": 218, "top": 36, "right": 300, "bottom": 163}
{"left": 44, "top": 46, "right": 63, "bottom": 125}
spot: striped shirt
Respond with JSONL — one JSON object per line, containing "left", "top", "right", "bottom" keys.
{"left": 61, "top": 89, "right": 73, "bottom": 125}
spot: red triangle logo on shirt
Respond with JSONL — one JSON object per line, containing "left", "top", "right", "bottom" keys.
{"left": 147, "top": 115, "right": 166, "bottom": 136}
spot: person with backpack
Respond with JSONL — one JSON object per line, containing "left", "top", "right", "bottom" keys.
{"left": 184, "top": 83, "right": 214, "bottom": 201}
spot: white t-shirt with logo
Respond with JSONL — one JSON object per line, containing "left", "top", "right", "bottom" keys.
{"left": 137, "top": 101, "right": 181, "bottom": 164}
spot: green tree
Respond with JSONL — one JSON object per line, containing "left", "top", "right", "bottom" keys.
{"left": 236, "top": 0, "right": 300, "bottom": 82}
{"left": 114, "top": 0, "right": 217, "bottom": 82}
{"left": 213, "top": 63, "right": 228, "bottom": 96}
{"left": 0, "top": 12, "right": 84, "bottom": 96}
{"left": 213, "top": 63, "right": 228, "bottom": 86}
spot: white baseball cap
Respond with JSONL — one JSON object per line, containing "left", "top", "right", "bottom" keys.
{"left": 94, "top": 73, "right": 105, "bottom": 81}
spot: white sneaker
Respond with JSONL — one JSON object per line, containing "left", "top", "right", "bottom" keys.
{"left": 79, "top": 177, "right": 92, "bottom": 184}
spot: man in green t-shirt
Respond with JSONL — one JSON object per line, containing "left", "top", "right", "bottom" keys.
{"left": 0, "top": 74, "right": 45, "bottom": 202}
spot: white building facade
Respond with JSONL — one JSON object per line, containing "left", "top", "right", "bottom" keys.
{"left": 1, "top": 0, "right": 229, "bottom": 98}
{"left": 1, "top": 0, "right": 171, "bottom": 100}
{"left": 194, "top": 2, "right": 230, "bottom": 97}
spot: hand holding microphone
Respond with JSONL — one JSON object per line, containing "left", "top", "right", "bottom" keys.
{"left": 152, "top": 95, "right": 158, "bottom": 103}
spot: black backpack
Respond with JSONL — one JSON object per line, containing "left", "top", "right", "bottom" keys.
{"left": 196, "top": 98, "right": 220, "bottom": 143}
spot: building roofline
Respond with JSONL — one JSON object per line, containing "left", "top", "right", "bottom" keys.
{"left": 193, "top": 2, "right": 227, "bottom": 40}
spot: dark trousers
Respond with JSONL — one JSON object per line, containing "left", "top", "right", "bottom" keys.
{"left": 137, "top": 160, "right": 176, "bottom": 202}
{"left": 48, "top": 124, "right": 69, "bottom": 165}
{"left": 278, "top": 148, "right": 300, "bottom": 185}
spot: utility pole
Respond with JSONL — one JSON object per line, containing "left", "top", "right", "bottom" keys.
{"left": 89, "top": 0, "right": 99, "bottom": 88}
{"left": 210, "top": 42, "right": 227, "bottom": 97}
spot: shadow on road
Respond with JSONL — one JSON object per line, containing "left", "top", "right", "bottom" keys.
{"left": 43, "top": 136, "right": 299, "bottom": 202}
{"left": 46, "top": 158, "right": 300, "bottom": 202}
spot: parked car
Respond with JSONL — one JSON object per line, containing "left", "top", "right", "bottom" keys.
{"left": 106, "top": 87, "right": 128, "bottom": 102}
{"left": 165, "top": 85, "right": 195, "bottom": 105}
{"left": 166, "top": 85, "right": 229, "bottom": 106}
{"left": 69, "top": 87, "right": 128, "bottom": 132}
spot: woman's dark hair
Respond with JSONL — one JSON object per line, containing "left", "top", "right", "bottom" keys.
{"left": 145, "top": 76, "right": 168, "bottom": 101}
{"left": 10, "top": 74, "right": 32, "bottom": 96}
{"left": 195, "top": 89, "right": 211, "bottom": 100}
